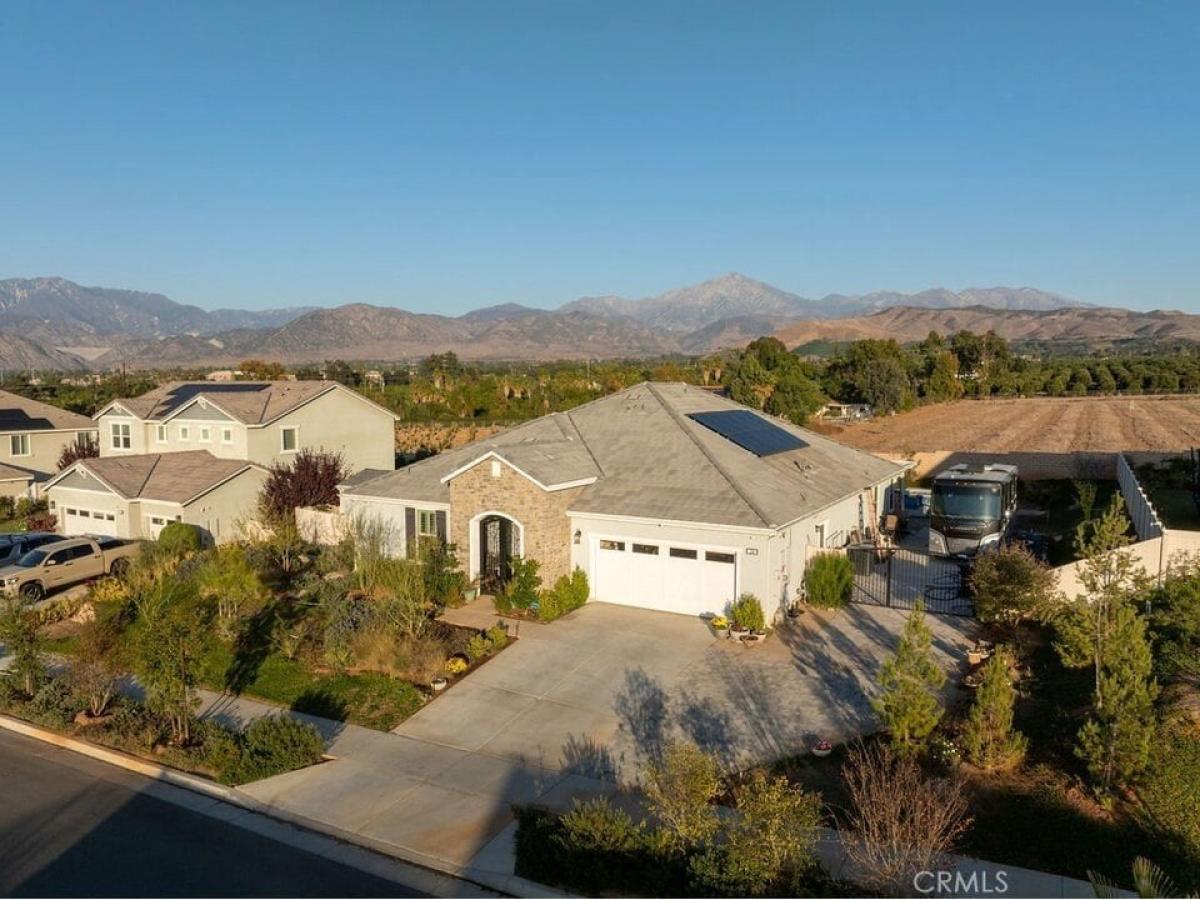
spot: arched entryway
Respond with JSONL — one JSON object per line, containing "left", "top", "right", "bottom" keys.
{"left": 473, "top": 512, "right": 524, "bottom": 594}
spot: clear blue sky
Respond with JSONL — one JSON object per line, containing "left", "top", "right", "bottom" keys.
{"left": 1, "top": 0, "right": 1197, "bottom": 314}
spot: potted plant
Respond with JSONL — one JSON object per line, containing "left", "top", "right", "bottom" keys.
{"left": 811, "top": 738, "right": 833, "bottom": 758}
{"left": 445, "top": 656, "right": 469, "bottom": 677}
{"left": 709, "top": 615, "right": 729, "bottom": 637}
{"left": 728, "top": 593, "right": 766, "bottom": 645}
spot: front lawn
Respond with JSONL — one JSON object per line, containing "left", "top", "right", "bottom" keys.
{"left": 199, "top": 644, "right": 424, "bottom": 731}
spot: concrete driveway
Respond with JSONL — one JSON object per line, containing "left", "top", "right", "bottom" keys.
{"left": 400, "top": 600, "right": 975, "bottom": 776}
{"left": 241, "top": 601, "right": 975, "bottom": 882}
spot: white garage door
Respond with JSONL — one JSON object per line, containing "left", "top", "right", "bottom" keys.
{"left": 61, "top": 506, "right": 119, "bottom": 537}
{"left": 591, "top": 537, "right": 738, "bottom": 617}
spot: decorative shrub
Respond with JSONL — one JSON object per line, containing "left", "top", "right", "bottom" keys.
{"left": 497, "top": 558, "right": 541, "bottom": 614}
{"left": 14, "top": 496, "right": 42, "bottom": 519}
{"left": 486, "top": 623, "right": 509, "bottom": 650}
{"left": 1140, "top": 730, "right": 1200, "bottom": 861}
{"left": 57, "top": 433, "right": 99, "bottom": 470}
{"left": 322, "top": 591, "right": 375, "bottom": 671}
{"left": 259, "top": 449, "right": 347, "bottom": 522}
{"left": 0, "top": 495, "right": 14, "bottom": 520}
{"left": 228, "top": 714, "right": 325, "bottom": 784}
{"left": 27, "top": 678, "right": 78, "bottom": 727}
{"left": 445, "top": 657, "right": 468, "bottom": 675}
{"left": 728, "top": 594, "right": 766, "bottom": 632}
{"left": 804, "top": 553, "right": 854, "bottom": 609}
{"left": 25, "top": 511, "right": 56, "bottom": 532}
{"left": 539, "top": 568, "right": 589, "bottom": 621}
{"left": 416, "top": 537, "right": 466, "bottom": 609}
{"left": 466, "top": 633, "right": 493, "bottom": 663}
{"left": 157, "top": 522, "right": 204, "bottom": 557}
{"left": 464, "top": 623, "right": 512, "bottom": 662}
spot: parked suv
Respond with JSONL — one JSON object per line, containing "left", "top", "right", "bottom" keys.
{"left": 0, "top": 536, "right": 141, "bottom": 603}
{"left": 0, "top": 532, "right": 60, "bottom": 567}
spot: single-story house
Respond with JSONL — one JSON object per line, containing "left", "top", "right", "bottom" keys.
{"left": 44, "top": 450, "right": 267, "bottom": 543}
{"left": 341, "top": 382, "right": 909, "bottom": 621}
{"left": 0, "top": 388, "right": 98, "bottom": 496}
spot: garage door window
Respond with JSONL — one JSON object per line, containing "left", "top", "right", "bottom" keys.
{"left": 599, "top": 539, "right": 625, "bottom": 551}
{"left": 632, "top": 543, "right": 659, "bottom": 555}
{"left": 669, "top": 547, "right": 697, "bottom": 559}
{"left": 705, "top": 551, "right": 736, "bottom": 564}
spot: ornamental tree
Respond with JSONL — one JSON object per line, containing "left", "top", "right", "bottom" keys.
{"left": 872, "top": 600, "right": 945, "bottom": 753}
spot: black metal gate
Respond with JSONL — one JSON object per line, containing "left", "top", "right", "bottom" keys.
{"left": 847, "top": 544, "right": 974, "bottom": 617}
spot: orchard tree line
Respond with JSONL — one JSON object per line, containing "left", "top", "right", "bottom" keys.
{"left": 11, "top": 330, "right": 1200, "bottom": 431}
{"left": 722, "top": 331, "right": 1200, "bottom": 421}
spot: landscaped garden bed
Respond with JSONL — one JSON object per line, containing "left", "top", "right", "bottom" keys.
{"left": 0, "top": 680, "right": 326, "bottom": 787}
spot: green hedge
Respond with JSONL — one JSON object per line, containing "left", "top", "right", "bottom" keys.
{"left": 539, "top": 568, "right": 589, "bottom": 621}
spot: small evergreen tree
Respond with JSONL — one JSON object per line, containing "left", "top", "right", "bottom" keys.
{"left": 1054, "top": 494, "right": 1148, "bottom": 711}
{"left": 968, "top": 543, "right": 1058, "bottom": 625}
{"left": 872, "top": 601, "right": 945, "bottom": 753}
{"left": 1076, "top": 603, "right": 1159, "bottom": 796}
{"left": 0, "top": 599, "right": 42, "bottom": 696}
{"left": 961, "top": 649, "right": 1027, "bottom": 770}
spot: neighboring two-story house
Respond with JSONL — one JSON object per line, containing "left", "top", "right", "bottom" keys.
{"left": 0, "top": 389, "right": 98, "bottom": 499}
{"left": 45, "top": 380, "right": 396, "bottom": 542}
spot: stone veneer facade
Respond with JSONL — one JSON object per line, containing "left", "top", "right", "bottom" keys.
{"left": 448, "top": 457, "right": 584, "bottom": 583}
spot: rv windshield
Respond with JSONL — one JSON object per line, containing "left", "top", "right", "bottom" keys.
{"left": 932, "top": 483, "right": 1002, "bottom": 522}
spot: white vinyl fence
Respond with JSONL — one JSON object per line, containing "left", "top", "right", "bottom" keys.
{"left": 1116, "top": 452, "right": 1163, "bottom": 540}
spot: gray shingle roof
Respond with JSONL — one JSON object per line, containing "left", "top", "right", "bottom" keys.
{"left": 0, "top": 389, "right": 95, "bottom": 433}
{"left": 0, "top": 462, "right": 33, "bottom": 483}
{"left": 105, "top": 380, "right": 366, "bottom": 425}
{"left": 345, "top": 382, "right": 907, "bottom": 529}
{"left": 68, "top": 451, "right": 260, "bottom": 504}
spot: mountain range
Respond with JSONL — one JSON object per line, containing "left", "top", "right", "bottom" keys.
{"left": 0, "top": 273, "right": 1188, "bottom": 370}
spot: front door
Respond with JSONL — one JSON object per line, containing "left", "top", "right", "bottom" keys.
{"left": 479, "top": 515, "right": 516, "bottom": 594}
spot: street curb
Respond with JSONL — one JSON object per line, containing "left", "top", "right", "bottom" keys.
{"left": 0, "top": 713, "right": 570, "bottom": 899}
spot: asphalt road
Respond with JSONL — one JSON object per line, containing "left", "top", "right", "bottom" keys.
{"left": 0, "top": 729, "right": 432, "bottom": 898}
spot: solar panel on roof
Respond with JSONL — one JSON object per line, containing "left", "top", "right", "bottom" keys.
{"left": 687, "top": 410, "right": 807, "bottom": 456}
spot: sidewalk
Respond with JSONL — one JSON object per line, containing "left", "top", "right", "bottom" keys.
{"left": 3, "top": 644, "right": 1127, "bottom": 899}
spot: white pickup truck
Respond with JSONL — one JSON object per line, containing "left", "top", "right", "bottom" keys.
{"left": 0, "top": 535, "right": 141, "bottom": 603}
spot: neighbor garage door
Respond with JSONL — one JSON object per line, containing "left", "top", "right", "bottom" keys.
{"left": 591, "top": 537, "right": 737, "bottom": 617}
{"left": 61, "top": 506, "right": 119, "bottom": 537}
